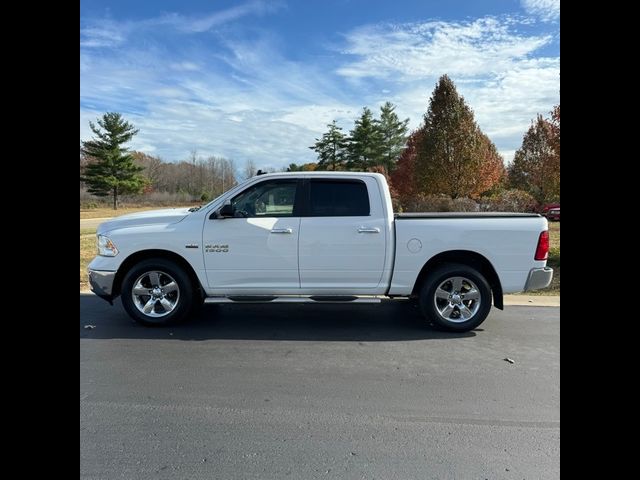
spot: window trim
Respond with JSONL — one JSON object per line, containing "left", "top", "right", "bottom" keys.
{"left": 302, "top": 178, "right": 371, "bottom": 217}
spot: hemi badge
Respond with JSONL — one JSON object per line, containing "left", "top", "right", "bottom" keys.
{"left": 185, "top": 244, "right": 199, "bottom": 249}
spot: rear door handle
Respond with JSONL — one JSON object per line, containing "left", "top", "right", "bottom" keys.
{"left": 270, "top": 228, "right": 293, "bottom": 234}
{"left": 357, "top": 227, "right": 380, "bottom": 234}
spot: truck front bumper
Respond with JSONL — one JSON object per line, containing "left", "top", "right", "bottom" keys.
{"left": 88, "top": 269, "right": 116, "bottom": 304}
{"left": 523, "top": 267, "right": 554, "bottom": 291}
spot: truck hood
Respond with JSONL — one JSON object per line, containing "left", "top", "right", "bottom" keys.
{"left": 96, "top": 207, "right": 193, "bottom": 234}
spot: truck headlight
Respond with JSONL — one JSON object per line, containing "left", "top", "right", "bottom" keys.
{"left": 97, "top": 235, "right": 119, "bottom": 257}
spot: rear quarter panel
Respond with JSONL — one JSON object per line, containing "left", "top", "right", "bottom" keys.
{"left": 389, "top": 216, "right": 549, "bottom": 295}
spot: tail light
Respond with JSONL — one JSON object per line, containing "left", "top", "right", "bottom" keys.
{"left": 535, "top": 230, "right": 549, "bottom": 261}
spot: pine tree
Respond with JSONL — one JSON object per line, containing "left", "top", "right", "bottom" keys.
{"left": 416, "top": 75, "right": 503, "bottom": 198}
{"left": 309, "top": 120, "right": 348, "bottom": 170}
{"left": 378, "top": 102, "right": 409, "bottom": 172}
{"left": 346, "top": 107, "right": 384, "bottom": 170}
{"left": 81, "top": 112, "right": 145, "bottom": 209}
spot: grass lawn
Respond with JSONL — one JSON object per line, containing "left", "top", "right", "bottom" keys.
{"left": 80, "top": 227, "right": 97, "bottom": 291}
{"left": 80, "top": 205, "right": 192, "bottom": 219}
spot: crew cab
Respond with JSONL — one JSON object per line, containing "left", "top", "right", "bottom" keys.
{"left": 87, "top": 172, "right": 552, "bottom": 332}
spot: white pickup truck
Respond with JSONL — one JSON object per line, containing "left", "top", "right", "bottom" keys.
{"left": 88, "top": 172, "right": 552, "bottom": 332}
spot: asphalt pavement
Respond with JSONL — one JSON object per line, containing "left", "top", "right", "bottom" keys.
{"left": 80, "top": 294, "right": 559, "bottom": 479}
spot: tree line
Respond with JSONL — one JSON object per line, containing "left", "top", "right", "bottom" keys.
{"left": 133, "top": 151, "right": 238, "bottom": 201}
{"left": 79, "top": 113, "right": 241, "bottom": 209}
{"left": 300, "top": 74, "right": 559, "bottom": 209}
{"left": 302, "top": 101, "right": 409, "bottom": 173}
{"left": 81, "top": 74, "right": 559, "bottom": 210}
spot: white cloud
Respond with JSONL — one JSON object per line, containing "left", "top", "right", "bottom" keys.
{"left": 80, "top": 20, "right": 127, "bottom": 48}
{"left": 499, "top": 150, "right": 517, "bottom": 164}
{"left": 80, "top": 33, "right": 360, "bottom": 166}
{"left": 81, "top": 12, "right": 559, "bottom": 169}
{"left": 462, "top": 58, "right": 559, "bottom": 139}
{"left": 521, "top": 0, "right": 560, "bottom": 22}
{"left": 163, "top": 0, "right": 280, "bottom": 33}
{"left": 336, "top": 17, "right": 551, "bottom": 79}
{"left": 336, "top": 16, "right": 559, "bottom": 164}
{"left": 170, "top": 62, "right": 200, "bottom": 72}
{"left": 80, "top": 0, "right": 281, "bottom": 48}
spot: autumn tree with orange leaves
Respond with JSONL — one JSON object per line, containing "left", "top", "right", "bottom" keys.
{"left": 508, "top": 107, "right": 560, "bottom": 205}
{"left": 475, "top": 131, "right": 506, "bottom": 195}
{"left": 391, "top": 130, "right": 420, "bottom": 206}
{"left": 409, "top": 75, "right": 504, "bottom": 199}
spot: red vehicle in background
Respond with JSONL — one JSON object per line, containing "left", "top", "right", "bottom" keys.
{"left": 546, "top": 206, "right": 560, "bottom": 221}
{"left": 541, "top": 202, "right": 560, "bottom": 215}
{"left": 542, "top": 203, "right": 560, "bottom": 221}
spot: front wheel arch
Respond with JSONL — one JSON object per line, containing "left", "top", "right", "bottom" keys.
{"left": 112, "top": 249, "right": 204, "bottom": 301}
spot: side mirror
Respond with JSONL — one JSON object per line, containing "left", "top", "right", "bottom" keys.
{"left": 210, "top": 200, "right": 235, "bottom": 219}
{"left": 219, "top": 203, "right": 235, "bottom": 218}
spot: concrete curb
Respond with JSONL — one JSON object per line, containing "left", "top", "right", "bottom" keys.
{"left": 504, "top": 295, "right": 560, "bottom": 306}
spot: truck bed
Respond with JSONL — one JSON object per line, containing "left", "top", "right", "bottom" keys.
{"left": 395, "top": 212, "right": 541, "bottom": 219}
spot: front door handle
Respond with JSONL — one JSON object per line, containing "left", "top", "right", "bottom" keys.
{"left": 270, "top": 228, "right": 293, "bottom": 234}
{"left": 357, "top": 227, "right": 380, "bottom": 234}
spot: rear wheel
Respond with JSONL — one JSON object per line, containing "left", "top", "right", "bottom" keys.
{"left": 121, "top": 258, "right": 195, "bottom": 326}
{"left": 419, "top": 263, "right": 492, "bottom": 332}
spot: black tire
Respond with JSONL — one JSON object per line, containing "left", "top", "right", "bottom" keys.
{"left": 121, "top": 258, "right": 196, "bottom": 326}
{"left": 418, "top": 263, "right": 492, "bottom": 332}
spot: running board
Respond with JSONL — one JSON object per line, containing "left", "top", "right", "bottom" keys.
{"left": 204, "top": 295, "right": 382, "bottom": 304}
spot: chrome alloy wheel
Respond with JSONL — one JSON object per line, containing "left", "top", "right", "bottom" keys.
{"left": 433, "top": 276, "right": 481, "bottom": 323}
{"left": 131, "top": 270, "right": 180, "bottom": 318}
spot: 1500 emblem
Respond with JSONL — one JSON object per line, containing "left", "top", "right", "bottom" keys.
{"left": 205, "top": 244, "right": 229, "bottom": 253}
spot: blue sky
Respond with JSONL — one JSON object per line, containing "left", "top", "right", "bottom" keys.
{"left": 80, "top": 0, "right": 560, "bottom": 170}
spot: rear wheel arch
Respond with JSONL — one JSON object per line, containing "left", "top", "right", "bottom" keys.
{"left": 418, "top": 263, "right": 492, "bottom": 332}
{"left": 411, "top": 250, "right": 503, "bottom": 310}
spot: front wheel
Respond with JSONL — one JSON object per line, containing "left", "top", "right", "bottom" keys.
{"left": 419, "top": 263, "right": 492, "bottom": 332}
{"left": 121, "top": 258, "right": 195, "bottom": 326}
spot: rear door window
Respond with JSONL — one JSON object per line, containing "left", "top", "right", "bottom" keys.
{"left": 308, "top": 180, "right": 370, "bottom": 216}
